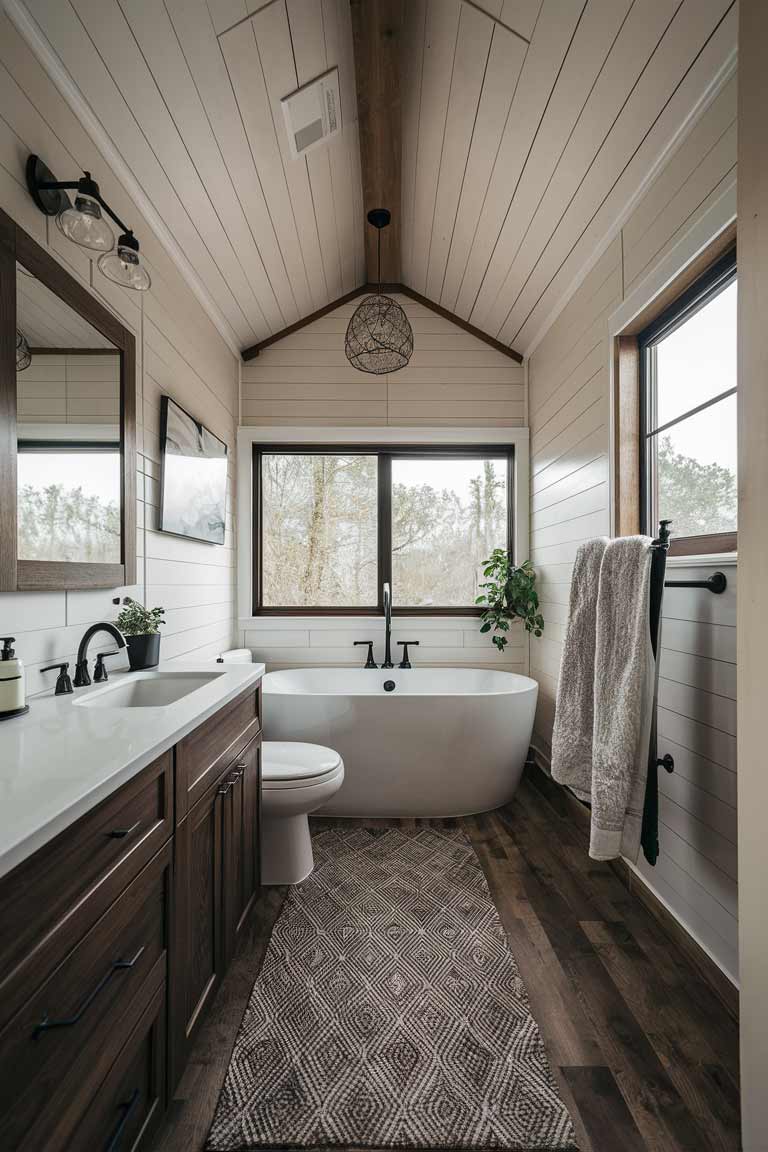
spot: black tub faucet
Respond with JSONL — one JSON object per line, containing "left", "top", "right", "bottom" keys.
{"left": 382, "top": 582, "right": 394, "bottom": 669}
{"left": 354, "top": 640, "right": 377, "bottom": 669}
{"left": 74, "top": 622, "right": 127, "bottom": 687}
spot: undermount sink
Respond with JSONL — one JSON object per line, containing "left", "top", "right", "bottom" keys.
{"left": 74, "top": 671, "right": 223, "bottom": 709}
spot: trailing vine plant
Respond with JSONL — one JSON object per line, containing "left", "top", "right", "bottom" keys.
{"left": 475, "top": 550, "right": 544, "bottom": 653}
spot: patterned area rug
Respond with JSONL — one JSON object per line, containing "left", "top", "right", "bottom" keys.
{"left": 207, "top": 825, "right": 578, "bottom": 1151}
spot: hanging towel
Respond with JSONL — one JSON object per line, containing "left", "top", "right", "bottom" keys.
{"left": 551, "top": 537, "right": 609, "bottom": 800}
{"left": 590, "top": 535, "right": 655, "bottom": 862}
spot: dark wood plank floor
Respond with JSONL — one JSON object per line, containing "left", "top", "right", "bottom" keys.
{"left": 153, "top": 774, "right": 740, "bottom": 1152}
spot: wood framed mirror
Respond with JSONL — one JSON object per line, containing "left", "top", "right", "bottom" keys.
{"left": 0, "top": 207, "right": 136, "bottom": 591}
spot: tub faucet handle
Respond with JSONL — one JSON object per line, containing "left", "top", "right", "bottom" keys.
{"left": 354, "top": 640, "right": 377, "bottom": 669}
{"left": 397, "top": 641, "right": 419, "bottom": 669}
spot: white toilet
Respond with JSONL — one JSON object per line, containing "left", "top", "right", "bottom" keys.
{"left": 261, "top": 741, "right": 344, "bottom": 885}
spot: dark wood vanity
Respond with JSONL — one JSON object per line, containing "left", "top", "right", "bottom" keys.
{"left": 0, "top": 682, "right": 262, "bottom": 1152}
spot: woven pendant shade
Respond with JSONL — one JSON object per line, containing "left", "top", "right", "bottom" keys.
{"left": 16, "top": 329, "right": 31, "bottom": 372}
{"left": 345, "top": 292, "right": 413, "bottom": 374}
{"left": 345, "top": 209, "right": 413, "bottom": 375}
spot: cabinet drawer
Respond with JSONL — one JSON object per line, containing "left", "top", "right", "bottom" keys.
{"left": 176, "top": 686, "right": 260, "bottom": 818}
{"left": 0, "top": 751, "right": 172, "bottom": 1030}
{"left": 0, "top": 843, "right": 170, "bottom": 1152}
{"left": 69, "top": 979, "right": 166, "bottom": 1152}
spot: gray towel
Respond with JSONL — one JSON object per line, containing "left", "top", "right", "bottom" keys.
{"left": 550, "top": 537, "right": 609, "bottom": 799}
{"left": 590, "top": 535, "right": 654, "bottom": 861}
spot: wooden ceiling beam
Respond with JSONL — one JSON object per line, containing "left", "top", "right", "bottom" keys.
{"left": 350, "top": 0, "right": 403, "bottom": 283}
{"left": 240, "top": 1, "right": 524, "bottom": 365}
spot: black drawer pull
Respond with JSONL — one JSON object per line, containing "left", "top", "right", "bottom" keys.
{"left": 108, "top": 819, "right": 141, "bottom": 840}
{"left": 105, "top": 1087, "right": 140, "bottom": 1152}
{"left": 33, "top": 946, "right": 146, "bottom": 1038}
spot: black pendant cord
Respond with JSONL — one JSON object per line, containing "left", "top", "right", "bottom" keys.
{"left": 377, "top": 225, "right": 382, "bottom": 294}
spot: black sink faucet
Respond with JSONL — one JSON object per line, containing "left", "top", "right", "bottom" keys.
{"left": 382, "top": 582, "right": 394, "bottom": 669}
{"left": 74, "top": 622, "right": 127, "bottom": 687}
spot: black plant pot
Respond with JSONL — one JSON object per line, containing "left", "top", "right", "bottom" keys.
{"left": 126, "top": 633, "right": 161, "bottom": 671}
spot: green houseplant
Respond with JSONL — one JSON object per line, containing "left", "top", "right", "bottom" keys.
{"left": 475, "top": 550, "right": 544, "bottom": 653}
{"left": 115, "top": 599, "right": 166, "bottom": 670}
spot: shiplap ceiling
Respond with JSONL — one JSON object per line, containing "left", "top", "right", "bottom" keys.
{"left": 12, "top": 0, "right": 736, "bottom": 359}
{"left": 16, "top": 265, "right": 113, "bottom": 347}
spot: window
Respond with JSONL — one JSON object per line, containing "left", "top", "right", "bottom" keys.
{"left": 17, "top": 441, "right": 121, "bottom": 563}
{"left": 639, "top": 248, "right": 737, "bottom": 554}
{"left": 253, "top": 446, "right": 512, "bottom": 614}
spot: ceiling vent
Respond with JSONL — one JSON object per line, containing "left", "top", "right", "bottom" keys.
{"left": 281, "top": 67, "right": 341, "bottom": 159}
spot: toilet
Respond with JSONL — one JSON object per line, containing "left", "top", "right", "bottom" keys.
{"left": 215, "top": 651, "right": 344, "bottom": 885}
{"left": 261, "top": 741, "right": 344, "bottom": 885}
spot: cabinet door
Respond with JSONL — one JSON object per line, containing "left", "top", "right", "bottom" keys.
{"left": 222, "top": 735, "right": 262, "bottom": 967}
{"left": 170, "top": 783, "right": 223, "bottom": 1089}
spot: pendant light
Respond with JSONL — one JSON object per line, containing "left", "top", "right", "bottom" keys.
{"left": 16, "top": 329, "right": 31, "bottom": 372}
{"left": 98, "top": 231, "right": 151, "bottom": 291}
{"left": 345, "top": 209, "right": 413, "bottom": 374}
{"left": 26, "top": 155, "right": 150, "bottom": 291}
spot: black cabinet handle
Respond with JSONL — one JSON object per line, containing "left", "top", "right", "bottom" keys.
{"left": 104, "top": 1087, "right": 140, "bottom": 1152}
{"left": 108, "top": 819, "right": 141, "bottom": 840}
{"left": 33, "top": 946, "right": 146, "bottom": 1038}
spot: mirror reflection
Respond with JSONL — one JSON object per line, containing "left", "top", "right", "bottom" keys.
{"left": 15, "top": 263, "right": 121, "bottom": 564}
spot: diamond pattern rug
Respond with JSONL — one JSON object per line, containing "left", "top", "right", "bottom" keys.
{"left": 207, "top": 825, "right": 578, "bottom": 1151}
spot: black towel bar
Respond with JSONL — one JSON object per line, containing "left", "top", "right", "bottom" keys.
{"left": 664, "top": 571, "right": 727, "bottom": 594}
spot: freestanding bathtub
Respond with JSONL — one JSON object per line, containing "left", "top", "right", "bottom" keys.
{"left": 262, "top": 667, "right": 538, "bottom": 818}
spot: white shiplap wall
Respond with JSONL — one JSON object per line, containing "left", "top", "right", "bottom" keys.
{"left": 17, "top": 352, "right": 119, "bottom": 424}
{"left": 242, "top": 294, "right": 525, "bottom": 426}
{"left": 240, "top": 617, "right": 527, "bottom": 678}
{"left": 528, "top": 77, "right": 738, "bottom": 982}
{"left": 0, "top": 10, "right": 238, "bottom": 696}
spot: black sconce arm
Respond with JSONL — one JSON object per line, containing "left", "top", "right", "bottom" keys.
{"left": 26, "top": 155, "right": 134, "bottom": 238}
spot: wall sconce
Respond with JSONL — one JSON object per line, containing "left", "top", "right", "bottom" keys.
{"left": 26, "top": 154, "right": 151, "bottom": 291}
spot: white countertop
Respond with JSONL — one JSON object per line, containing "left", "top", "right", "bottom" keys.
{"left": 0, "top": 660, "right": 265, "bottom": 880}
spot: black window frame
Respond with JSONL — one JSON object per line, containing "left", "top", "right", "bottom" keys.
{"left": 252, "top": 443, "right": 515, "bottom": 616}
{"left": 639, "top": 245, "right": 737, "bottom": 554}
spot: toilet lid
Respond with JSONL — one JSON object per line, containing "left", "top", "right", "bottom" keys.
{"left": 262, "top": 741, "right": 342, "bottom": 783}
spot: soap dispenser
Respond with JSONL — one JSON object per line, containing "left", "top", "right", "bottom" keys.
{"left": 0, "top": 638, "right": 28, "bottom": 720}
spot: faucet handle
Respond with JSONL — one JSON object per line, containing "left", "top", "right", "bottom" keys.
{"left": 397, "top": 641, "right": 419, "bottom": 669}
{"left": 94, "top": 651, "right": 122, "bottom": 683}
{"left": 40, "top": 662, "right": 74, "bottom": 696}
{"left": 354, "top": 640, "right": 377, "bottom": 669}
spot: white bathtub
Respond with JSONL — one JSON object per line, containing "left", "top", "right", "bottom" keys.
{"left": 262, "top": 667, "right": 538, "bottom": 818}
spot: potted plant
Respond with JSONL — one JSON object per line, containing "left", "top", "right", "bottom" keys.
{"left": 475, "top": 550, "right": 544, "bottom": 652}
{"left": 115, "top": 599, "right": 166, "bottom": 670}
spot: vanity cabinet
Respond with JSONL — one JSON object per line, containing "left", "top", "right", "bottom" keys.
{"left": 0, "top": 682, "right": 262, "bottom": 1151}
{"left": 170, "top": 727, "right": 262, "bottom": 1087}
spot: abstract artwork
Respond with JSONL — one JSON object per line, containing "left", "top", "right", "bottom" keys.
{"left": 160, "top": 396, "right": 227, "bottom": 546}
